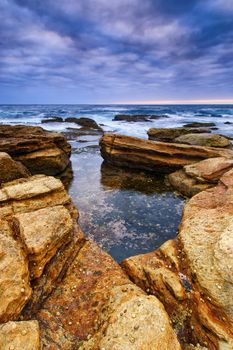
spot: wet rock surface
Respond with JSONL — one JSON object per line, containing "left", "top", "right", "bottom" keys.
{"left": 100, "top": 133, "right": 233, "bottom": 173}
{"left": 147, "top": 127, "right": 211, "bottom": 142}
{"left": 122, "top": 172, "right": 233, "bottom": 349}
{"left": 113, "top": 114, "right": 168, "bottom": 122}
{"left": 168, "top": 157, "right": 233, "bottom": 197}
{"left": 0, "top": 125, "right": 71, "bottom": 176}
{"left": 65, "top": 117, "right": 103, "bottom": 130}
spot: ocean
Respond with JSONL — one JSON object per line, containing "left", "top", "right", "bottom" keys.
{"left": 1, "top": 104, "right": 232, "bottom": 262}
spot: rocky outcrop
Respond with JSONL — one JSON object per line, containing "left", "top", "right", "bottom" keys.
{"left": 183, "top": 122, "right": 216, "bottom": 128}
{"left": 0, "top": 175, "right": 181, "bottom": 349}
{"left": 174, "top": 133, "right": 231, "bottom": 148}
{"left": 122, "top": 171, "right": 233, "bottom": 349}
{"left": 147, "top": 127, "right": 211, "bottom": 142}
{"left": 0, "top": 152, "right": 30, "bottom": 184}
{"left": 0, "top": 125, "right": 71, "bottom": 176}
{"left": 168, "top": 157, "right": 233, "bottom": 197}
{"left": 0, "top": 320, "right": 41, "bottom": 350}
{"left": 113, "top": 114, "right": 168, "bottom": 122}
{"left": 42, "top": 117, "right": 64, "bottom": 123}
{"left": 65, "top": 117, "right": 103, "bottom": 131}
{"left": 100, "top": 134, "right": 233, "bottom": 173}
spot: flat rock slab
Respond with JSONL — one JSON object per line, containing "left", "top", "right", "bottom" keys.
{"left": 13, "top": 205, "right": 73, "bottom": 278}
{"left": 174, "top": 133, "right": 231, "bottom": 148}
{"left": 100, "top": 134, "right": 233, "bottom": 173}
{"left": 147, "top": 127, "right": 211, "bottom": 142}
{"left": 0, "top": 321, "right": 41, "bottom": 350}
{"left": 36, "top": 240, "right": 180, "bottom": 350}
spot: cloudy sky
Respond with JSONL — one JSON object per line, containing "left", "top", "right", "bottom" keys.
{"left": 1, "top": 0, "right": 233, "bottom": 104}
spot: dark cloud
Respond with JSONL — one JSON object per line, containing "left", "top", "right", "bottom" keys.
{"left": 0, "top": 0, "right": 233, "bottom": 103}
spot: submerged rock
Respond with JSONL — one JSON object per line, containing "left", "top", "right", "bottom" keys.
{"left": 147, "top": 127, "right": 210, "bottom": 142}
{"left": 122, "top": 171, "right": 233, "bottom": 349}
{"left": 168, "top": 157, "right": 233, "bottom": 197}
{"left": 42, "top": 117, "right": 64, "bottom": 123}
{"left": 0, "top": 320, "right": 41, "bottom": 350}
{"left": 174, "top": 133, "right": 231, "bottom": 148}
{"left": 113, "top": 114, "right": 167, "bottom": 122}
{"left": 100, "top": 134, "right": 233, "bottom": 173}
{"left": 183, "top": 122, "right": 216, "bottom": 128}
{"left": 0, "top": 152, "right": 30, "bottom": 184}
{"left": 0, "top": 125, "right": 71, "bottom": 176}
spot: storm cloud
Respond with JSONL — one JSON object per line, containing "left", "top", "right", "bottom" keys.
{"left": 0, "top": 0, "right": 233, "bottom": 103}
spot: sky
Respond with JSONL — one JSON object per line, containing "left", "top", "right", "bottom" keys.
{"left": 0, "top": 0, "right": 233, "bottom": 104}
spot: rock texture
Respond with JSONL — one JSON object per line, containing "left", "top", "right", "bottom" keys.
{"left": 0, "top": 125, "right": 71, "bottom": 176}
{"left": 0, "top": 320, "right": 41, "bottom": 350}
{"left": 147, "top": 127, "right": 211, "bottom": 142}
{"left": 100, "top": 134, "right": 233, "bottom": 173}
{"left": 65, "top": 117, "right": 103, "bottom": 130}
{"left": 174, "top": 133, "right": 231, "bottom": 148}
{"left": 0, "top": 152, "right": 30, "bottom": 184}
{"left": 122, "top": 171, "right": 233, "bottom": 349}
{"left": 169, "top": 157, "right": 233, "bottom": 197}
{"left": 113, "top": 114, "right": 167, "bottom": 122}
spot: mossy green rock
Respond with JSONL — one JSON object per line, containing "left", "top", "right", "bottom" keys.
{"left": 174, "top": 133, "right": 231, "bottom": 148}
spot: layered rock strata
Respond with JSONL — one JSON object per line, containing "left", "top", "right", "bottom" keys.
{"left": 0, "top": 152, "right": 30, "bottom": 184}
{"left": 0, "top": 125, "right": 71, "bottom": 176}
{"left": 122, "top": 170, "right": 233, "bottom": 349}
{"left": 168, "top": 157, "right": 233, "bottom": 197}
{"left": 100, "top": 134, "right": 233, "bottom": 173}
{"left": 147, "top": 127, "right": 211, "bottom": 142}
{"left": 0, "top": 175, "right": 181, "bottom": 350}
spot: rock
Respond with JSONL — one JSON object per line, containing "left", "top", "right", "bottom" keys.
{"left": 0, "top": 226, "right": 31, "bottom": 322}
{"left": 147, "top": 127, "right": 210, "bottom": 142}
{"left": 13, "top": 205, "right": 74, "bottom": 279}
{"left": 113, "top": 114, "right": 168, "bottom": 122}
{"left": 65, "top": 117, "right": 103, "bottom": 130}
{"left": 0, "top": 152, "right": 30, "bottom": 184}
{"left": 224, "top": 121, "right": 232, "bottom": 125}
{"left": 183, "top": 122, "right": 216, "bottom": 128}
{"left": 100, "top": 134, "right": 233, "bottom": 173}
{"left": 0, "top": 125, "right": 71, "bottom": 176}
{"left": 0, "top": 321, "right": 41, "bottom": 350}
{"left": 168, "top": 157, "right": 233, "bottom": 197}
{"left": 36, "top": 240, "right": 180, "bottom": 349}
{"left": 122, "top": 174, "right": 233, "bottom": 349}
{"left": 42, "top": 117, "right": 64, "bottom": 123}
{"left": 174, "top": 133, "right": 231, "bottom": 148}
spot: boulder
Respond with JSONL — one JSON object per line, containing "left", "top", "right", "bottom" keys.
{"left": 113, "top": 114, "right": 168, "bottom": 122}
{"left": 100, "top": 134, "right": 233, "bottom": 173}
{"left": 0, "top": 125, "right": 71, "bottom": 176}
{"left": 122, "top": 172, "right": 233, "bottom": 349}
{"left": 0, "top": 152, "right": 30, "bottom": 184}
{"left": 174, "top": 133, "right": 231, "bottom": 148}
{"left": 168, "top": 157, "right": 233, "bottom": 197}
{"left": 65, "top": 117, "right": 103, "bottom": 130}
{"left": 147, "top": 127, "right": 210, "bottom": 142}
{"left": 0, "top": 321, "right": 41, "bottom": 350}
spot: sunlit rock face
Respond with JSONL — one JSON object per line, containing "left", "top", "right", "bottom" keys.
{"left": 0, "top": 125, "right": 71, "bottom": 176}
{"left": 122, "top": 169, "right": 233, "bottom": 349}
{"left": 169, "top": 157, "right": 233, "bottom": 197}
{"left": 100, "top": 134, "right": 233, "bottom": 173}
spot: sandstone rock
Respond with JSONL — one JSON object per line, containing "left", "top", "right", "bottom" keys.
{"left": 0, "top": 321, "right": 41, "bottom": 350}
{"left": 0, "top": 125, "right": 71, "bottom": 176}
{"left": 174, "top": 133, "right": 231, "bottom": 148}
{"left": 100, "top": 134, "right": 233, "bottom": 173}
{"left": 122, "top": 175, "right": 233, "bottom": 349}
{"left": 13, "top": 205, "right": 73, "bottom": 278}
{"left": 147, "top": 127, "right": 210, "bottom": 142}
{"left": 0, "top": 229, "right": 31, "bottom": 322}
{"left": 0, "top": 152, "right": 30, "bottom": 184}
{"left": 36, "top": 240, "right": 180, "bottom": 350}
{"left": 168, "top": 157, "right": 233, "bottom": 197}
